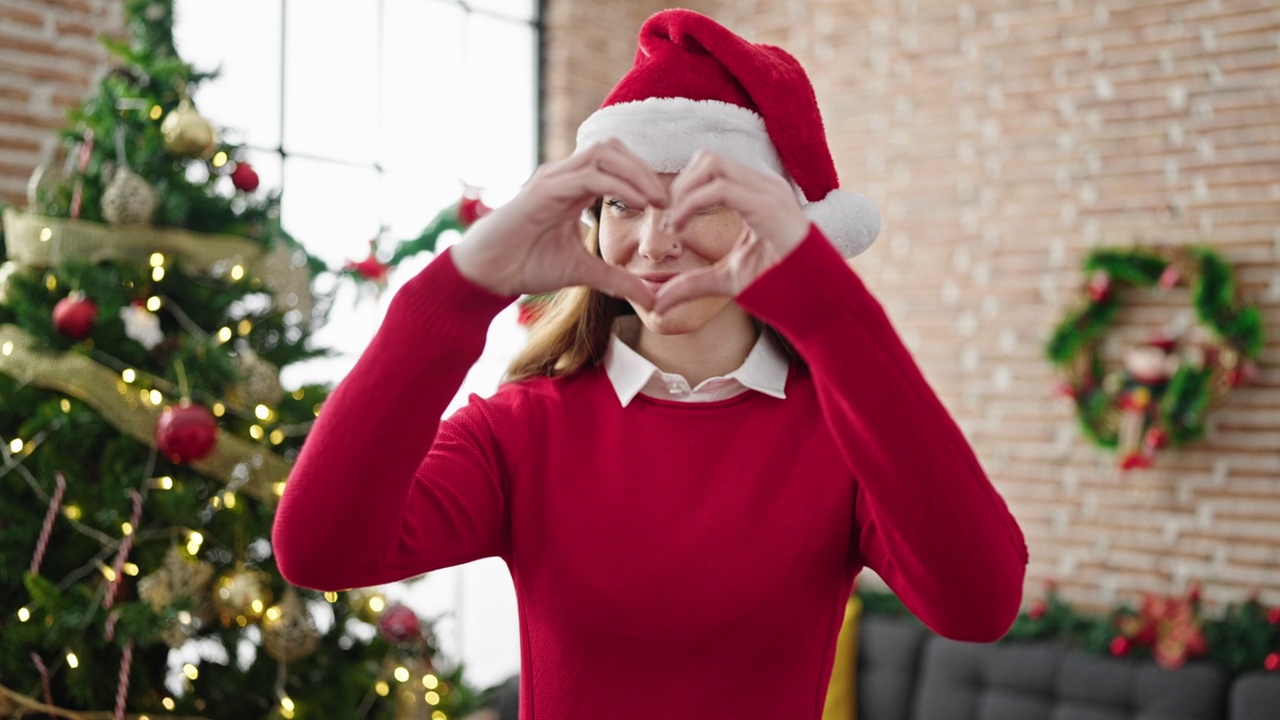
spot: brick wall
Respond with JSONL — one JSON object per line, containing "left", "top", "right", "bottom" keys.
{"left": 544, "top": 0, "right": 1280, "bottom": 610}
{"left": 0, "top": 0, "right": 120, "bottom": 206}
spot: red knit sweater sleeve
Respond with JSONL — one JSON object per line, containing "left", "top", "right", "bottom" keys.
{"left": 736, "top": 226, "right": 1028, "bottom": 642}
{"left": 272, "top": 248, "right": 517, "bottom": 592}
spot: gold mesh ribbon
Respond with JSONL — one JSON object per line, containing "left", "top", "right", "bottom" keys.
{"left": 2, "top": 208, "right": 314, "bottom": 324}
{"left": 0, "top": 324, "right": 286, "bottom": 505}
{"left": 0, "top": 682, "right": 209, "bottom": 719}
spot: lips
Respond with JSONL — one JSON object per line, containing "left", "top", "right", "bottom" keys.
{"left": 636, "top": 273, "right": 677, "bottom": 293}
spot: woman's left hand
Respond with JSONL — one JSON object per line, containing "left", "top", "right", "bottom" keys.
{"left": 652, "top": 150, "right": 812, "bottom": 315}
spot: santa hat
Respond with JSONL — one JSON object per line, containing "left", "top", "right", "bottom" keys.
{"left": 575, "top": 9, "right": 880, "bottom": 257}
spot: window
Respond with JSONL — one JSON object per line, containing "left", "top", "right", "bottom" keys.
{"left": 175, "top": 0, "right": 535, "bottom": 688}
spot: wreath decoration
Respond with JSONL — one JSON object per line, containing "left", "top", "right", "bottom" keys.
{"left": 1046, "top": 245, "right": 1264, "bottom": 470}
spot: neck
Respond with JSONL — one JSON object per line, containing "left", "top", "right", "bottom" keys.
{"left": 632, "top": 307, "right": 758, "bottom": 387}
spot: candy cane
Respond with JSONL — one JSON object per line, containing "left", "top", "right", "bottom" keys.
{"left": 29, "top": 472, "right": 66, "bottom": 575}
{"left": 103, "top": 489, "right": 142, "bottom": 611}
{"left": 29, "top": 653, "right": 52, "bottom": 707}
{"left": 112, "top": 641, "right": 134, "bottom": 720}
{"left": 69, "top": 129, "right": 94, "bottom": 220}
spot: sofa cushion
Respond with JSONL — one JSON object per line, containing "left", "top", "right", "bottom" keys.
{"left": 857, "top": 615, "right": 930, "bottom": 720}
{"left": 910, "top": 637, "right": 1227, "bottom": 720}
{"left": 1230, "top": 671, "right": 1280, "bottom": 720}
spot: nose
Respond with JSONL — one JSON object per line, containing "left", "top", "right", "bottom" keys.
{"left": 637, "top": 208, "right": 682, "bottom": 262}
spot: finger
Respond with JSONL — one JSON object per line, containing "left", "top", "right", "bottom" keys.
{"left": 666, "top": 177, "right": 741, "bottom": 232}
{"left": 574, "top": 256, "right": 656, "bottom": 311}
{"left": 549, "top": 168, "right": 653, "bottom": 216}
{"left": 667, "top": 149, "right": 722, "bottom": 202}
{"left": 578, "top": 139, "right": 669, "bottom": 208}
{"left": 651, "top": 264, "right": 734, "bottom": 315}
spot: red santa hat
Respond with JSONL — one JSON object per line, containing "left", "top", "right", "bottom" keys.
{"left": 575, "top": 9, "right": 880, "bottom": 257}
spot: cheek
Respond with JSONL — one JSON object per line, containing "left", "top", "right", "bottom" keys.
{"left": 597, "top": 225, "right": 632, "bottom": 265}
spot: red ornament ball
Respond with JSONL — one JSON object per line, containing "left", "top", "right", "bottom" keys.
{"left": 1267, "top": 607, "right": 1280, "bottom": 625}
{"left": 155, "top": 401, "right": 218, "bottom": 463}
{"left": 377, "top": 604, "right": 421, "bottom": 644}
{"left": 52, "top": 294, "right": 98, "bottom": 339}
{"left": 1267, "top": 653, "right": 1280, "bottom": 672}
{"left": 230, "top": 162, "right": 260, "bottom": 192}
{"left": 1109, "top": 636, "right": 1132, "bottom": 657}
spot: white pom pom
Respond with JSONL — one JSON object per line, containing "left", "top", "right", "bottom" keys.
{"left": 804, "top": 190, "right": 881, "bottom": 257}
{"left": 119, "top": 304, "right": 164, "bottom": 350}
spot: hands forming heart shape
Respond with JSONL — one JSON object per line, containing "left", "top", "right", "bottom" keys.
{"left": 451, "top": 139, "right": 812, "bottom": 317}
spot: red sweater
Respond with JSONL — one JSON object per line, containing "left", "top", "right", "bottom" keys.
{"left": 273, "top": 226, "right": 1028, "bottom": 719}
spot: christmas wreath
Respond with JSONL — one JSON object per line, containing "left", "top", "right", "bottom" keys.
{"left": 1046, "top": 246, "right": 1263, "bottom": 469}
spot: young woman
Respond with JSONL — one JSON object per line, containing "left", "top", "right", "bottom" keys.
{"left": 273, "top": 9, "right": 1027, "bottom": 719}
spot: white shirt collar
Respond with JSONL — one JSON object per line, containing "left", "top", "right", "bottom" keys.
{"left": 602, "top": 316, "right": 789, "bottom": 407}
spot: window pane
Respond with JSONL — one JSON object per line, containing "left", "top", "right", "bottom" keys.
{"left": 381, "top": 169, "right": 468, "bottom": 249}
{"left": 381, "top": 0, "right": 466, "bottom": 174}
{"left": 466, "top": 0, "right": 538, "bottom": 22}
{"left": 283, "top": 0, "right": 378, "bottom": 163}
{"left": 280, "top": 156, "right": 379, "bottom": 266}
{"left": 174, "top": 0, "right": 282, "bottom": 149}
{"left": 463, "top": 14, "right": 537, "bottom": 193}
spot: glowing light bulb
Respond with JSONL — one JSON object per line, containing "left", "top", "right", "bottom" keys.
{"left": 146, "top": 296, "right": 162, "bottom": 312}
{"left": 425, "top": 691, "right": 441, "bottom": 705}
{"left": 183, "top": 663, "right": 198, "bottom": 680}
{"left": 121, "top": 521, "right": 133, "bottom": 536}
{"left": 8, "top": 439, "right": 22, "bottom": 453}
{"left": 66, "top": 652, "right": 79, "bottom": 668}
{"left": 423, "top": 675, "right": 439, "bottom": 689}
{"left": 163, "top": 698, "right": 175, "bottom": 710}
{"left": 152, "top": 266, "right": 165, "bottom": 282}
{"left": 375, "top": 681, "right": 390, "bottom": 697}
{"left": 255, "top": 404, "right": 270, "bottom": 420}
{"left": 212, "top": 402, "right": 226, "bottom": 417}
{"left": 212, "top": 151, "right": 228, "bottom": 167}
{"left": 40, "top": 227, "right": 52, "bottom": 242}
{"left": 121, "top": 369, "right": 136, "bottom": 383}
{"left": 217, "top": 327, "right": 233, "bottom": 343}
{"left": 324, "top": 592, "right": 338, "bottom": 603}
{"left": 17, "top": 607, "right": 30, "bottom": 622}
{"left": 368, "top": 596, "right": 385, "bottom": 613}
{"left": 60, "top": 399, "right": 71, "bottom": 413}
{"left": 230, "top": 265, "right": 245, "bottom": 281}
{"left": 150, "top": 252, "right": 165, "bottom": 267}
{"left": 394, "top": 666, "right": 410, "bottom": 682}
{"left": 124, "top": 562, "right": 140, "bottom": 576}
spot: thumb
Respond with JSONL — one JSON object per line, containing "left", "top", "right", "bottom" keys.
{"left": 652, "top": 266, "right": 733, "bottom": 316}
{"left": 575, "top": 257, "right": 656, "bottom": 311}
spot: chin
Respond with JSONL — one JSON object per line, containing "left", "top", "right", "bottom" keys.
{"left": 633, "top": 297, "right": 732, "bottom": 335}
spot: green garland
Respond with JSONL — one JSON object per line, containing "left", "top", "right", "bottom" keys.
{"left": 1045, "top": 245, "right": 1263, "bottom": 466}
{"left": 857, "top": 586, "right": 1280, "bottom": 675}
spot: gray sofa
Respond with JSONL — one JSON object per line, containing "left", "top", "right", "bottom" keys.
{"left": 857, "top": 615, "right": 1280, "bottom": 720}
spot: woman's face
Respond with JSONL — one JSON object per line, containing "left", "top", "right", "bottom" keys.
{"left": 598, "top": 174, "right": 746, "bottom": 336}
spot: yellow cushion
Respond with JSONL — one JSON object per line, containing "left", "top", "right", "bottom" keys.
{"left": 822, "top": 595, "right": 862, "bottom": 720}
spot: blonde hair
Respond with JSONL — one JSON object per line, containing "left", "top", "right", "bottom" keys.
{"left": 505, "top": 213, "right": 623, "bottom": 382}
{"left": 503, "top": 205, "right": 799, "bottom": 384}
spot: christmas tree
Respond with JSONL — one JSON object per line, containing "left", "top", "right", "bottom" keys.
{"left": 0, "top": 1, "right": 479, "bottom": 717}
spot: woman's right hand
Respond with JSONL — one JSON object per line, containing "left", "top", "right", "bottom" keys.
{"left": 450, "top": 139, "right": 669, "bottom": 309}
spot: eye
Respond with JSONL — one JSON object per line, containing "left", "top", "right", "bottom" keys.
{"left": 603, "top": 198, "right": 640, "bottom": 218}
{"left": 694, "top": 203, "right": 724, "bottom": 215}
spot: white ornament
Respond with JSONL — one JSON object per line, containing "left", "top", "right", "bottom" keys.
{"left": 101, "top": 167, "right": 158, "bottom": 225}
{"left": 120, "top": 304, "right": 164, "bottom": 350}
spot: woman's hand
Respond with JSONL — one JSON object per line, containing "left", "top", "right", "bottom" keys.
{"left": 451, "top": 139, "right": 669, "bottom": 310}
{"left": 652, "top": 151, "right": 812, "bottom": 316}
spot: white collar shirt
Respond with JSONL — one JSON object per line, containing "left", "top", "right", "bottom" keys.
{"left": 602, "top": 316, "right": 789, "bottom": 407}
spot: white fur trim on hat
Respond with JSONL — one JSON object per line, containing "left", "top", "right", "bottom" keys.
{"left": 575, "top": 96, "right": 880, "bottom": 257}
{"left": 576, "top": 97, "right": 788, "bottom": 180}
{"left": 805, "top": 189, "right": 881, "bottom": 258}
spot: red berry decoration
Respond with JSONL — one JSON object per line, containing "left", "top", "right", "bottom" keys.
{"left": 377, "top": 604, "right": 422, "bottom": 644}
{"left": 458, "top": 195, "right": 491, "bottom": 227}
{"left": 230, "top": 161, "right": 260, "bottom": 192}
{"left": 52, "top": 293, "right": 98, "bottom": 339}
{"left": 1109, "top": 636, "right": 1132, "bottom": 657}
{"left": 1267, "top": 653, "right": 1280, "bottom": 672}
{"left": 1027, "top": 600, "right": 1047, "bottom": 620}
{"left": 155, "top": 400, "right": 218, "bottom": 463}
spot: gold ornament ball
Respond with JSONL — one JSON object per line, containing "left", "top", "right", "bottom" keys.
{"left": 161, "top": 100, "right": 219, "bottom": 157}
{"left": 263, "top": 588, "right": 321, "bottom": 662}
{"left": 101, "top": 167, "right": 158, "bottom": 225}
{"left": 212, "top": 568, "right": 274, "bottom": 626}
{"left": 228, "top": 349, "right": 284, "bottom": 408}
